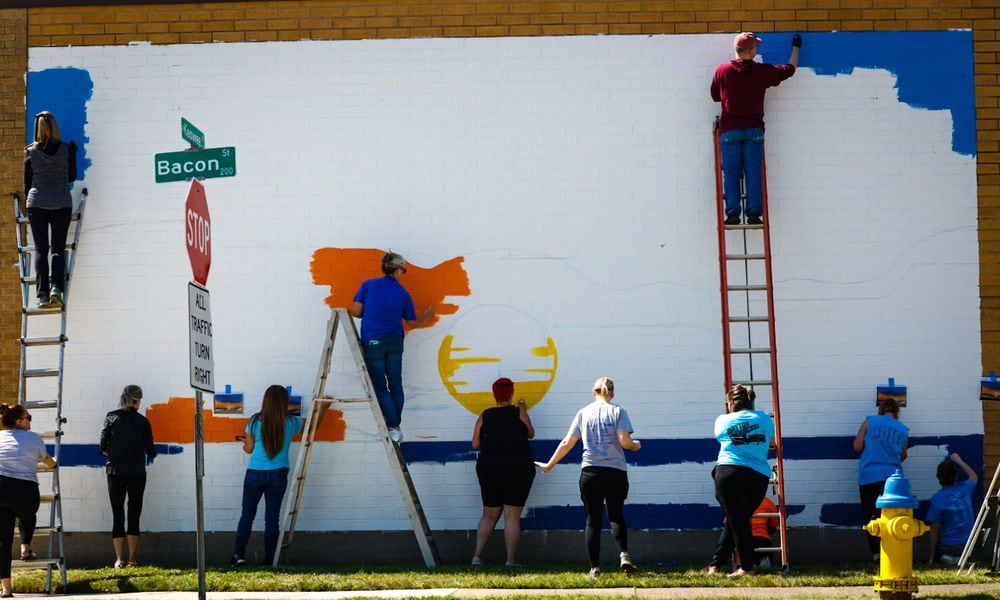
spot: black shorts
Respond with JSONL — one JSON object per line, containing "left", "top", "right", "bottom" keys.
{"left": 476, "top": 461, "right": 536, "bottom": 508}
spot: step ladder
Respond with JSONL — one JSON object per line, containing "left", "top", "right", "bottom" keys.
{"left": 11, "top": 189, "right": 86, "bottom": 593}
{"left": 712, "top": 120, "right": 789, "bottom": 569}
{"left": 957, "top": 460, "right": 1000, "bottom": 574}
{"left": 273, "top": 308, "right": 440, "bottom": 567}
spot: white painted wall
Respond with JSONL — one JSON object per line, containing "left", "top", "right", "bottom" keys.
{"left": 27, "top": 33, "right": 979, "bottom": 534}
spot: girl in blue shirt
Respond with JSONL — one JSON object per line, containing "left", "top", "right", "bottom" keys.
{"left": 708, "top": 385, "right": 774, "bottom": 578}
{"left": 853, "top": 398, "right": 908, "bottom": 562}
{"left": 231, "top": 385, "right": 303, "bottom": 566}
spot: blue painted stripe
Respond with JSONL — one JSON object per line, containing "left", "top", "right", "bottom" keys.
{"left": 52, "top": 443, "right": 183, "bottom": 468}
{"left": 26, "top": 68, "right": 93, "bottom": 183}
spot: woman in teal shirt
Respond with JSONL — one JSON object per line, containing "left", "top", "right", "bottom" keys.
{"left": 231, "top": 385, "right": 303, "bottom": 566}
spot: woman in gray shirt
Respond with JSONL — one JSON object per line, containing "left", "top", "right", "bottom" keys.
{"left": 24, "top": 111, "right": 77, "bottom": 308}
{"left": 538, "top": 377, "right": 641, "bottom": 577}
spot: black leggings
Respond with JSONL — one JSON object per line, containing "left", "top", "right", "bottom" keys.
{"left": 579, "top": 466, "right": 629, "bottom": 568}
{"left": 711, "top": 465, "right": 769, "bottom": 573}
{"left": 107, "top": 474, "right": 147, "bottom": 538}
{"left": 860, "top": 480, "right": 887, "bottom": 557}
{"left": 0, "top": 476, "right": 40, "bottom": 579}
{"left": 26, "top": 206, "right": 72, "bottom": 298}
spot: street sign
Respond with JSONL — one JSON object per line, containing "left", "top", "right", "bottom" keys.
{"left": 181, "top": 118, "right": 205, "bottom": 149}
{"left": 185, "top": 180, "right": 211, "bottom": 286}
{"left": 155, "top": 146, "right": 235, "bottom": 183}
{"left": 188, "top": 282, "right": 214, "bottom": 393}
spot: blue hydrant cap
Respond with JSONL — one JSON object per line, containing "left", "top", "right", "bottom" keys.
{"left": 875, "top": 469, "right": 919, "bottom": 509}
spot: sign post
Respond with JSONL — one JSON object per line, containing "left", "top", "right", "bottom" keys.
{"left": 185, "top": 178, "right": 212, "bottom": 600}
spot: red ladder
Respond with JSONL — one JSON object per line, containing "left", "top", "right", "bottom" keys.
{"left": 712, "top": 119, "right": 789, "bottom": 570}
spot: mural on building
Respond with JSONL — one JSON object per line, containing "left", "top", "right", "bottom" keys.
{"left": 25, "top": 29, "right": 981, "bottom": 535}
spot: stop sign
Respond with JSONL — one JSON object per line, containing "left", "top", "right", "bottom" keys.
{"left": 185, "top": 179, "right": 211, "bottom": 286}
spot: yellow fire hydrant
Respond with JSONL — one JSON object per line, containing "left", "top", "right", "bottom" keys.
{"left": 862, "top": 470, "right": 929, "bottom": 600}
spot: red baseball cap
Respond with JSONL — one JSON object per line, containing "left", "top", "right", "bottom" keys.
{"left": 734, "top": 32, "right": 762, "bottom": 51}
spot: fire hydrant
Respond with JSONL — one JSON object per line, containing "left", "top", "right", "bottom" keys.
{"left": 862, "top": 470, "right": 929, "bottom": 600}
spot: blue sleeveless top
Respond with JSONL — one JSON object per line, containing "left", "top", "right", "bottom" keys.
{"left": 857, "top": 414, "right": 909, "bottom": 485}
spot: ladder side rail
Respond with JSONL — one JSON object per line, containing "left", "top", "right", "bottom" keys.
{"left": 342, "top": 311, "right": 440, "bottom": 568}
{"left": 61, "top": 189, "right": 87, "bottom": 300}
{"left": 759, "top": 155, "right": 789, "bottom": 569}
{"left": 958, "top": 460, "right": 1000, "bottom": 572}
{"left": 14, "top": 193, "right": 30, "bottom": 407}
{"left": 713, "top": 119, "right": 734, "bottom": 391}
{"left": 273, "top": 311, "right": 338, "bottom": 564}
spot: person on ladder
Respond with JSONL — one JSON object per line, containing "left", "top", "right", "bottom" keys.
{"left": 351, "top": 251, "right": 434, "bottom": 443}
{"left": 24, "top": 111, "right": 78, "bottom": 308}
{"left": 711, "top": 32, "right": 801, "bottom": 226}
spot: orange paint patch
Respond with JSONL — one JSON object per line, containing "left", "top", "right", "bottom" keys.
{"left": 147, "top": 397, "right": 346, "bottom": 444}
{"left": 309, "top": 248, "right": 470, "bottom": 329}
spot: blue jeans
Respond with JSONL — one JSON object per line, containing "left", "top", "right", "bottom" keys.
{"left": 233, "top": 467, "right": 288, "bottom": 563}
{"left": 720, "top": 128, "right": 765, "bottom": 218}
{"left": 362, "top": 334, "right": 405, "bottom": 428}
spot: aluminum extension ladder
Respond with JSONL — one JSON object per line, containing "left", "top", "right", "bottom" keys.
{"left": 273, "top": 308, "right": 439, "bottom": 567}
{"left": 711, "top": 120, "right": 790, "bottom": 570}
{"left": 11, "top": 189, "right": 86, "bottom": 592}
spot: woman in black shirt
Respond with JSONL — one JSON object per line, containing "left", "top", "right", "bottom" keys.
{"left": 470, "top": 378, "right": 535, "bottom": 567}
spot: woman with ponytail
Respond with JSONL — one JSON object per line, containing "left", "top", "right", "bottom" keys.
{"left": 100, "top": 385, "right": 156, "bottom": 568}
{"left": 538, "top": 377, "right": 641, "bottom": 577}
{"left": 0, "top": 404, "right": 56, "bottom": 597}
{"left": 231, "top": 385, "right": 303, "bottom": 566}
{"left": 707, "top": 385, "right": 774, "bottom": 577}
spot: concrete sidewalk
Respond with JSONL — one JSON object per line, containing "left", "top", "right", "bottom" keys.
{"left": 6, "top": 584, "right": 1000, "bottom": 599}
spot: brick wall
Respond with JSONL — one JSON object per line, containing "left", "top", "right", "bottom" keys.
{"left": 0, "top": 9, "right": 26, "bottom": 404}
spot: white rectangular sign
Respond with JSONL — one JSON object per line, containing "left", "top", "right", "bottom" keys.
{"left": 188, "top": 282, "right": 214, "bottom": 393}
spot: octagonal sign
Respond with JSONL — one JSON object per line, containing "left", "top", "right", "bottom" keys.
{"left": 185, "top": 179, "right": 211, "bottom": 286}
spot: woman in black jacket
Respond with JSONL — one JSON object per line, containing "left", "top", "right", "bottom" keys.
{"left": 100, "top": 385, "right": 156, "bottom": 568}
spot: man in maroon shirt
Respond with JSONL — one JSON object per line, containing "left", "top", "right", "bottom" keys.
{"left": 711, "top": 32, "right": 801, "bottom": 225}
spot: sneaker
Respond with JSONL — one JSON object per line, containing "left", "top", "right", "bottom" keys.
{"left": 619, "top": 551, "right": 636, "bottom": 574}
{"left": 587, "top": 567, "right": 601, "bottom": 578}
{"left": 230, "top": 556, "right": 247, "bottom": 567}
{"left": 48, "top": 289, "right": 63, "bottom": 307}
{"left": 470, "top": 556, "right": 484, "bottom": 567}
{"left": 36, "top": 296, "right": 51, "bottom": 309}
{"left": 724, "top": 214, "right": 741, "bottom": 225}
{"left": 388, "top": 428, "right": 403, "bottom": 443}
{"left": 746, "top": 215, "right": 763, "bottom": 225}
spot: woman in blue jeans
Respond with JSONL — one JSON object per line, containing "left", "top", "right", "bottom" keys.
{"left": 232, "top": 385, "right": 303, "bottom": 566}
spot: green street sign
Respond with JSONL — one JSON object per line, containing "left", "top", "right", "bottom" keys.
{"left": 181, "top": 118, "right": 205, "bottom": 148}
{"left": 155, "top": 147, "right": 236, "bottom": 183}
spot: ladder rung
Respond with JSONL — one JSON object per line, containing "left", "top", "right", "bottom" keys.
{"left": 17, "top": 213, "right": 81, "bottom": 224}
{"left": 37, "top": 431, "right": 61, "bottom": 440}
{"left": 728, "top": 316, "right": 769, "bottom": 322}
{"left": 724, "top": 223, "right": 764, "bottom": 230}
{"left": 726, "top": 254, "right": 765, "bottom": 260}
{"left": 23, "top": 305, "right": 64, "bottom": 315}
{"left": 730, "top": 348, "right": 771, "bottom": 354}
{"left": 333, "top": 396, "right": 371, "bottom": 403}
{"left": 755, "top": 546, "right": 782, "bottom": 553}
{"left": 20, "top": 525, "right": 60, "bottom": 536}
{"left": 21, "top": 274, "right": 71, "bottom": 285}
{"left": 19, "top": 242, "right": 76, "bottom": 253}
{"left": 20, "top": 335, "right": 67, "bottom": 346}
{"left": 732, "top": 379, "right": 772, "bottom": 386}
{"left": 36, "top": 464, "right": 58, "bottom": 473}
{"left": 24, "top": 368, "right": 60, "bottom": 378}
{"left": 754, "top": 512, "right": 780, "bottom": 519}
{"left": 11, "top": 557, "right": 61, "bottom": 570}
{"left": 728, "top": 285, "right": 767, "bottom": 292}
{"left": 24, "top": 400, "right": 59, "bottom": 410}
{"left": 39, "top": 493, "right": 59, "bottom": 503}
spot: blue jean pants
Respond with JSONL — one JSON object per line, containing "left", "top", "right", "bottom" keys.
{"left": 362, "top": 334, "right": 405, "bottom": 428}
{"left": 233, "top": 467, "right": 288, "bottom": 563}
{"left": 720, "top": 128, "right": 765, "bottom": 218}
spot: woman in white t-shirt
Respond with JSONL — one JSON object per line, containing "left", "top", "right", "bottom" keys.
{"left": 0, "top": 404, "right": 56, "bottom": 598}
{"left": 538, "top": 377, "right": 641, "bottom": 577}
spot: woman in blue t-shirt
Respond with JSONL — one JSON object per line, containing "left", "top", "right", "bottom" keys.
{"left": 853, "top": 398, "right": 908, "bottom": 562}
{"left": 231, "top": 385, "right": 304, "bottom": 566}
{"left": 708, "top": 385, "right": 774, "bottom": 578}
